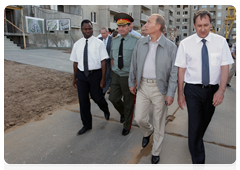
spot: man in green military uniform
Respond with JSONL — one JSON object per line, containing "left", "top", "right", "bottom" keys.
{"left": 109, "top": 13, "right": 139, "bottom": 136}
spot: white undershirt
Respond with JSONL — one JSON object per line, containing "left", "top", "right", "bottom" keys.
{"left": 142, "top": 34, "right": 162, "bottom": 79}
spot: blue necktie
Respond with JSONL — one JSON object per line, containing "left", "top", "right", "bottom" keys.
{"left": 201, "top": 39, "right": 209, "bottom": 86}
{"left": 83, "top": 39, "right": 89, "bottom": 77}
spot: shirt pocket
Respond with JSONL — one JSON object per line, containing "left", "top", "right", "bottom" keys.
{"left": 88, "top": 49, "right": 99, "bottom": 66}
{"left": 210, "top": 53, "right": 221, "bottom": 66}
{"left": 123, "top": 47, "right": 134, "bottom": 67}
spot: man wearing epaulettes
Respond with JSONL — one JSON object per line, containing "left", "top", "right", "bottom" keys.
{"left": 109, "top": 13, "right": 139, "bottom": 136}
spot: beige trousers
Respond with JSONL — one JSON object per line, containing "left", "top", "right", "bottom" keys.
{"left": 134, "top": 78, "right": 167, "bottom": 156}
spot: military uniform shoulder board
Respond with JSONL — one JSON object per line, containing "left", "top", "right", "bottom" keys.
{"left": 131, "top": 34, "right": 140, "bottom": 39}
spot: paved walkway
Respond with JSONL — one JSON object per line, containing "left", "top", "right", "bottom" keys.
{"left": 4, "top": 49, "right": 236, "bottom": 167}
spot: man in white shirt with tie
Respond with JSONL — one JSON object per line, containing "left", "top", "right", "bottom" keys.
{"left": 70, "top": 19, "right": 110, "bottom": 136}
{"left": 175, "top": 10, "right": 233, "bottom": 164}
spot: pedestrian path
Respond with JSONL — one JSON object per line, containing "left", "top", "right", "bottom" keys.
{"left": 4, "top": 49, "right": 236, "bottom": 165}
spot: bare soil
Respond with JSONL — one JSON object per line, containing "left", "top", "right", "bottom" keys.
{"left": 4, "top": 60, "right": 78, "bottom": 132}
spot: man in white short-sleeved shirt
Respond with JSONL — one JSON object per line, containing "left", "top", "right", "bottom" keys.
{"left": 70, "top": 19, "right": 110, "bottom": 136}
{"left": 175, "top": 10, "right": 233, "bottom": 164}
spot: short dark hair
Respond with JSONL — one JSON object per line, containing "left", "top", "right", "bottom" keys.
{"left": 81, "top": 19, "right": 93, "bottom": 28}
{"left": 112, "top": 30, "right": 118, "bottom": 37}
{"left": 193, "top": 10, "right": 212, "bottom": 24}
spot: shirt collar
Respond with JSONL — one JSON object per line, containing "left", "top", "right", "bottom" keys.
{"left": 105, "top": 35, "right": 109, "bottom": 41}
{"left": 195, "top": 32, "right": 212, "bottom": 43}
{"left": 149, "top": 33, "right": 162, "bottom": 44}
{"left": 120, "top": 33, "right": 130, "bottom": 41}
{"left": 143, "top": 33, "right": 165, "bottom": 47}
{"left": 83, "top": 35, "right": 93, "bottom": 42}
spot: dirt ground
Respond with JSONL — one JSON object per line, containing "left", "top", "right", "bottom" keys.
{"left": 4, "top": 60, "right": 78, "bottom": 132}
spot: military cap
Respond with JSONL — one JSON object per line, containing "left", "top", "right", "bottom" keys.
{"left": 114, "top": 13, "right": 134, "bottom": 26}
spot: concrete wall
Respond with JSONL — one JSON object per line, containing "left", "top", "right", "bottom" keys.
{"left": 5, "top": 5, "right": 235, "bottom": 48}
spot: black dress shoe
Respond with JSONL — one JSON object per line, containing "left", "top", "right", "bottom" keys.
{"left": 76, "top": 126, "right": 92, "bottom": 136}
{"left": 142, "top": 132, "right": 153, "bottom": 148}
{"left": 104, "top": 112, "right": 110, "bottom": 120}
{"left": 122, "top": 128, "right": 130, "bottom": 136}
{"left": 151, "top": 155, "right": 160, "bottom": 164}
{"left": 120, "top": 115, "right": 125, "bottom": 123}
{"left": 227, "top": 84, "right": 231, "bottom": 87}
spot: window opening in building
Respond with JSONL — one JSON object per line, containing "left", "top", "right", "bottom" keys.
{"left": 210, "top": 11, "right": 215, "bottom": 16}
{"left": 57, "top": 5, "right": 64, "bottom": 12}
{"left": 91, "top": 12, "right": 97, "bottom": 23}
{"left": 183, "top": 11, "right": 188, "bottom": 15}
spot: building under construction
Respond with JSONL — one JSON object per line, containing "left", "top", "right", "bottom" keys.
{"left": 4, "top": 5, "right": 236, "bottom": 49}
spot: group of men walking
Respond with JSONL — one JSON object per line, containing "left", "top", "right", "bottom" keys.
{"left": 70, "top": 10, "right": 234, "bottom": 164}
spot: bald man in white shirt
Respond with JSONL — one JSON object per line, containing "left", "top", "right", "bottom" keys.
{"left": 175, "top": 10, "right": 233, "bottom": 164}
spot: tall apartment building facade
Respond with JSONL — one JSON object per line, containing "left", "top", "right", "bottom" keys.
{"left": 4, "top": 5, "right": 235, "bottom": 49}
{"left": 174, "top": 5, "right": 236, "bottom": 43}
{"left": 81, "top": 5, "right": 176, "bottom": 35}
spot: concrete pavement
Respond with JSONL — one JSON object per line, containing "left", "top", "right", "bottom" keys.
{"left": 4, "top": 49, "right": 236, "bottom": 165}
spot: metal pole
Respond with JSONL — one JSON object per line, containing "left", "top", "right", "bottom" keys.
{"left": 20, "top": 7, "right": 26, "bottom": 49}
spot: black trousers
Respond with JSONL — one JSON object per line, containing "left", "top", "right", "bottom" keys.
{"left": 76, "top": 69, "right": 110, "bottom": 129}
{"left": 184, "top": 83, "right": 219, "bottom": 164}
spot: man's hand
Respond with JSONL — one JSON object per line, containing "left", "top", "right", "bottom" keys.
{"left": 165, "top": 96, "right": 174, "bottom": 106}
{"left": 178, "top": 94, "right": 186, "bottom": 110}
{"left": 129, "top": 86, "right": 136, "bottom": 95}
{"left": 100, "top": 78, "right": 106, "bottom": 89}
{"left": 212, "top": 90, "right": 224, "bottom": 107}
{"left": 73, "top": 78, "right": 77, "bottom": 88}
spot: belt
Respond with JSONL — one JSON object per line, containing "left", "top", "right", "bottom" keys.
{"left": 142, "top": 78, "right": 157, "bottom": 83}
{"left": 79, "top": 69, "right": 101, "bottom": 74}
{"left": 189, "top": 83, "right": 218, "bottom": 89}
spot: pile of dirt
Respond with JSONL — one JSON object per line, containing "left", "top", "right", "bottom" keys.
{"left": 4, "top": 60, "right": 78, "bottom": 132}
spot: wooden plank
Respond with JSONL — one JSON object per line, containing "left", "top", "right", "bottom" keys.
{"left": 5, "top": 6, "right": 23, "bottom": 11}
